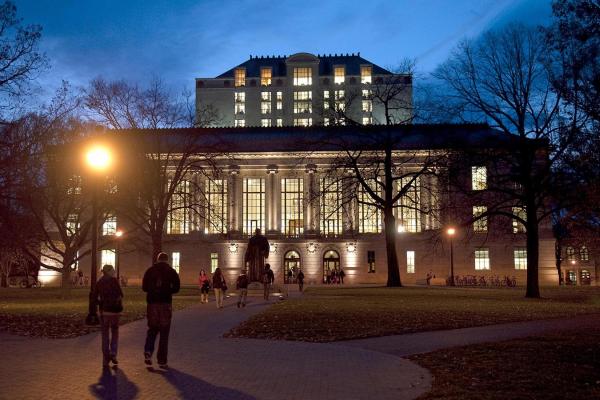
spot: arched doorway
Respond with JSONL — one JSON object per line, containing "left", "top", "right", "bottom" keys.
{"left": 581, "top": 269, "right": 591, "bottom": 285}
{"left": 283, "top": 250, "right": 301, "bottom": 284}
{"left": 323, "top": 250, "right": 340, "bottom": 284}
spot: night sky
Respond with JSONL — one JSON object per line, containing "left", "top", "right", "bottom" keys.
{"left": 15, "top": 0, "right": 553, "bottom": 99}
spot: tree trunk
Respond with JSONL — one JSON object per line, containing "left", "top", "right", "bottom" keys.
{"left": 152, "top": 232, "right": 162, "bottom": 265}
{"left": 1, "top": 272, "right": 7, "bottom": 288}
{"left": 61, "top": 268, "right": 72, "bottom": 299}
{"left": 555, "top": 239, "right": 564, "bottom": 286}
{"left": 525, "top": 209, "right": 540, "bottom": 298}
{"left": 384, "top": 209, "right": 402, "bottom": 287}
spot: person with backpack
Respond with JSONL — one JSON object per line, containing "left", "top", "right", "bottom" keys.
{"left": 297, "top": 270, "right": 305, "bottom": 292}
{"left": 142, "top": 252, "right": 180, "bottom": 369}
{"left": 198, "top": 269, "right": 210, "bottom": 304}
{"left": 92, "top": 264, "right": 123, "bottom": 368}
{"left": 263, "top": 263, "right": 275, "bottom": 301}
{"left": 212, "top": 267, "right": 226, "bottom": 309}
{"left": 236, "top": 269, "right": 249, "bottom": 308}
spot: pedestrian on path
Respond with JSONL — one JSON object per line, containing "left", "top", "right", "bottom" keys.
{"left": 263, "top": 263, "right": 275, "bottom": 300}
{"left": 236, "top": 269, "right": 249, "bottom": 308}
{"left": 199, "top": 269, "right": 210, "bottom": 304}
{"left": 142, "top": 252, "right": 180, "bottom": 369}
{"left": 297, "top": 270, "right": 305, "bottom": 292}
{"left": 339, "top": 268, "right": 345, "bottom": 284}
{"left": 212, "top": 267, "right": 226, "bottom": 309}
{"left": 92, "top": 264, "right": 123, "bottom": 368}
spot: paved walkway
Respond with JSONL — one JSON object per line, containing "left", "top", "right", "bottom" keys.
{"left": 0, "top": 296, "right": 430, "bottom": 400}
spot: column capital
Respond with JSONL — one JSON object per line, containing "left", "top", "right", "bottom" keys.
{"left": 267, "top": 164, "right": 278, "bottom": 174}
{"left": 229, "top": 165, "right": 240, "bottom": 175}
{"left": 305, "top": 163, "right": 317, "bottom": 174}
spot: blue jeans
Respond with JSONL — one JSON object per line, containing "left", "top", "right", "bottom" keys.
{"left": 100, "top": 314, "right": 120, "bottom": 363}
{"left": 144, "top": 303, "right": 172, "bottom": 365}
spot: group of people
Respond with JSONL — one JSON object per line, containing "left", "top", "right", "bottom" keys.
{"left": 324, "top": 268, "right": 345, "bottom": 284}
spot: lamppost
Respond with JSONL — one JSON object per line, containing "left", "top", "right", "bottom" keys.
{"left": 447, "top": 227, "right": 456, "bottom": 286}
{"left": 115, "top": 230, "right": 123, "bottom": 281}
{"left": 85, "top": 145, "right": 112, "bottom": 326}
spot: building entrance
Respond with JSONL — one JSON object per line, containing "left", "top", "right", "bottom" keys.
{"left": 323, "top": 250, "right": 340, "bottom": 284}
{"left": 283, "top": 250, "right": 301, "bottom": 284}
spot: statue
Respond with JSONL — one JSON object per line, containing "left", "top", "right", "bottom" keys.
{"left": 244, "top": 228, "right": 270, "bottom": 283}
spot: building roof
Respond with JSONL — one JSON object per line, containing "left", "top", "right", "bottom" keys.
{"left": 104, "top": 124, "right": 532, "bottom": 154}
{"left": 213, "top": 52, "right": 394, "bottom": 79}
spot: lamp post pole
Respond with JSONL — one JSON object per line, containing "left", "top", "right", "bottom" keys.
{"left": 115, "top": 230, "right": 123, "bottom": 281}
{"left": 447, "top": 227, "right": 456, "bottom": 286}
{"left": 85, "top": 183, "right": 100, "bottom": 325}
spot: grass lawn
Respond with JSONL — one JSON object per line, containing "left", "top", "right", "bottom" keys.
{"left": 410, "top": 328, "right": 600, "bottom": 400}
{"left": 0, "top": 286, "right": 200, "bottom": 338}
{"left": 225, "top": 286, "right": 600, "bottom": 342}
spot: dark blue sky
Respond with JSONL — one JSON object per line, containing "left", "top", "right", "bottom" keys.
{"left": 15, "top": 0, "right": 553, "bottom": 98}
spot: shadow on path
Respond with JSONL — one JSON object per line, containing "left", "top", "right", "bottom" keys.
{"left": 89, "top": 367, "right": 139, "bottom": 400}
{"left": 159, "top": 367, "right": 257, "bottom": 400}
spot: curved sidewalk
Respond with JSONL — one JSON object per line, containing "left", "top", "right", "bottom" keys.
{"left": 0, "top": 297, "right": 430, "bottom": 400}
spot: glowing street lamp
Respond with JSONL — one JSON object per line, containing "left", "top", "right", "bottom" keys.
{"left": 115, "top": 230, "right": 124, "bottom": 280}
{"left": 447, "top": 227, "right": 456, "bottom": 286}
{"left": 85, "top": 145, "right": 113, "bottom": 326}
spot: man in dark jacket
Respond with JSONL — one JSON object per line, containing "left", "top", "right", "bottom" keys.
{"left": 263, "top": 263, "right": 275, "bottom": 301}
{"left": 142, "top": 252, "right": 180, "bottom": 369}
{"left": 93, "top": 264, "right": 123, "bottom": 367}
{"left": 236, "top": 269, "right": 249, "bottom": 308}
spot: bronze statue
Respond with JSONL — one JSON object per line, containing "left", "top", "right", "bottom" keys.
{"left": 244, "top": 228, "right": 270, "bottom": 282}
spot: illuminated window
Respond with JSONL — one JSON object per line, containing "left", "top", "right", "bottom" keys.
{"left": 362, "top": 100, "right": 372, "bottom": 112}
{"left": 276, "top": 91, "right": 283, "bottom": 110}
{"left": 471, "top": 166, "right": 487, "bottom": 190}
{"left": 101, "top": 249, "right": 116, "bottom": 268}
{"left": 260, "top": 67, "right": 272, "bottom": 86}
{"left": 243, "top": 178, "right": 265, "bottom": 235}
{"left": 276, "top": 118, "right": 283, "bottom": 127}
{"left": 293, "top": 67, "right": 312, "bottom": 86}
{"left": 580, "top": 246, "right": 589, "bottom": 261}
{"left": 293, "top": 118, "right": 312, "bottom": 127}
{"left": 362, "top": 89, "right": 372, "bottom": 98}
{"left": 261, "top": 101, "right": 271, "bottom": 114}
{"left": 512, "top": 207, "right": 526, "bottom": 233}
{"left": 281, "top": 178, "right": 304, "bottom": 236}
{"left": 261, "top": 119, "right": 272, "bottom": 127}
{"left": 398, "top": 176, "right": 421, "bottom": 233}
{"left": 362, "top": 116, "right": 372, "bottom": 125}
{"left": 172, "top": 252, "right": 180, "bottom": 274}
{"left": 407, "top": 251, "right": 415, "bottom": 273}
{"left": 334, "top": 66, "right": 345, "bottom": 84}
{"left": 514, "top": 248, "right": 527, "bottom": 270}
{"left": 361, "top": 65, "right": 372, "bottom": 84}
{"left": 323, "top": 90, "right": 330, "bottom": 110}
{"left": 367, "top": 251, "right": 376, "bottom": 273}
{"left": 66, "top": 214, "right": 79, "bottom": 237}
{"left": 323, "top": 117, "right": 330, "bottom": 126}
{"left": 235, "top": 103, "right": 245, "bottom": 114}
{"left": 320, "top": 178, "right": 342, "bottom": 236}
{"left": 293, "top": 91, "right": 312, "bottom": 114}
{"left": 334, "top": 90, "right": 345, "bottom": 112}
{"left": 235, "top": 68, "right": 246, "bottom": 87}
{"left": 210, "top": 252, "right": 218, "bottom": 273}
{"left": 167, "top": 180, "right": 191, "bottom": 234}
{"left": 234, "top": 119, "right": 245, "bottom": 127}
{"left": 206, "top": 179, "right": 227, "bottom": 234}
{"left": 234, "top": 92, "right": 245, "bottom": 102}
{"left": 474, "top": 248, "right": 490, "bottom": 270}
{"left": 359, "top": 179, "right": 382, "bottom": 233}
{"left": 67, "top": 175, "right": 82, "bottom": 195}
{"left": 102, "top": 215, "right": 117, "bottom": 236}
{"left": 566, "top": 246, "right": 575, "bottom": 260}
{"left": 473, "top": 206, "right": 487, "bottom": 233}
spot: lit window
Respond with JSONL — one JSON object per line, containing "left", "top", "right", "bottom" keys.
{"left": 398, "top": 176, "right": 421, "bottom": 233}
{"left": 293, "top": 67, "right": 312, "bottom": 86}
{"left": 473, "top": 206, "right": 487, "bottom": 233}
{"left": 260, "top": 67, "right": 272, "bottom": 86}
{"left": 66, "top": 214, "right": 79, "bottom": 237}
{"left": 361, "top": 65, "right": 372, "bottom": 84}
{"left": 172, "top": 252, "right": 180, "bottom": 274}
{"left": 206, "top": 179, "right": 227, "bottom": 234}
{"left": 362, "top": 89, "right": 372, "bottom": 98}
{"left": 243, "top": 178, "right": 265, "bottom": 235}
{"left": 101, "top": 249, "right": 116, "bottom": 268}
{"left": 281, "top": 178, "right": 304, "bottom": 236}
{"left": 324, "top": 117, "right": 330, "bottom": 126}
{"left": 294, "top": 91, "right": 312, "bottom": 114}
{"left": 362, "top": 116, "right": 372, "bottom": 125}
{"left": 359, "top": 179, "right": 382, "bottom": 233}
{"left": 334, "top": 90, "right": 345, "bottom": 112}
{"left": 367, "top": 251, "right": 376, "bottom": 273}
{"left": 276, "top": 91, "right": 283, "bottom": 100}
{"left": 334, "top": 66, "right": 345, "bottom": 84}
{"left": 235, "top": 68, "right": 245, "bottom": 87}
{"left": 234, "top": 92, "right": 246, "bottom": 102}
{"left": 566, "top": 246, "right": 575, "bottom": 260}
{"left": 261, "top": 101, "right": 271, "bottom": 114}
{"left": 580, "top": 246, "right": 589, "bottom": 261}
{"left": 276, "top": 91, "right": 283, "bottom": 110}
{"left": 276, "top": 118, "right": 283, "bottom": 127}
{"left": 293, "top": 118, "right": 312, "bottom": 127}
{"left": 320, "top": 178, "right": 342, "bottom": 236}
{"left": 167, "top": 179, "right": 191, "bottom": 234}
{"left": 362, "top": 100, "right": 372, "bottom": 112}
{"left": 512, "top": 207, "right": 526, "bottom": 233}
{"left": 261, "top": 119, "right": 272, "bottom": 127}
{"left": 210, "top": 252, "right": 218, "bottom": 273}
{"left": 102, "top": 215, "right": 117, "bottom": 236}
{"left": 471, "top": 166, "right": 487, "bottom": 190}
{"left": 235, "top": 103, "right": 245, "bottom": 114}
{"left": 407, "top": 251, "right": 415, "bottom": 273}
{"left": 67, "top": 175, "right": 82, "bottom": 195}
{"left": 323, "top": 90, "right": 330, "bottom": 110}
{"left": 474, "top": 248, "right": 490, "bottom": 270}
{"left": 514, "top": 248, "right": 527, "bottom": 270}
{"left": 234, "top": 119, "right": 245, "bottom": 127}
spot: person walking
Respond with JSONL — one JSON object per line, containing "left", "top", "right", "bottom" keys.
{"left": 92, "top": 264, "right": 123, "bottom": 368}
{"left": 236, "top": 269, "right": 249, "bottom": 308}
{"left": 263, "top": 263, "right": 275, "bottom": 301}
{"left": 199, "top": 269, "right": 210, "bottom": 304}
{"left": 212, "top": 267, "right": 226, "bottom": 309}
{"left": 297, "top": 270, "right": 305, "bottom": 293}
{"left": 142, "top": 252, "right": 180, "bottom": 369}
{"left": 339, "top": 268, "right": 345, "bottom": 284}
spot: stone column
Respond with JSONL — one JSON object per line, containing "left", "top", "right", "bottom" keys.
{"left": 267, "top": 165, "right": 278, "bottom": 235}
{"left": 305, "top": 164, "right": 317, "bottom": 236}
{"left": 229, "top": 166, "right": 240, "bottom": 236}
